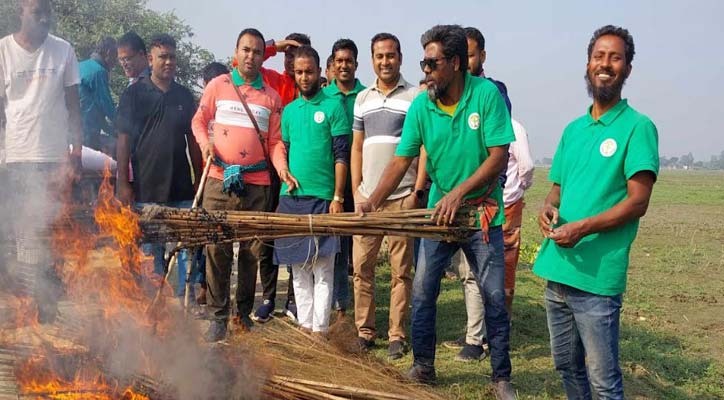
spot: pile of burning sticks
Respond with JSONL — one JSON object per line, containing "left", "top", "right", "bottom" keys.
{"left": 138, "top": 206, "right": 478, "bottom": 250}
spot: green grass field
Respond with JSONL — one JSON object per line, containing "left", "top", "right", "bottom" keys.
{"left": 366, "top": 169, "right": 724, "bottom": 399}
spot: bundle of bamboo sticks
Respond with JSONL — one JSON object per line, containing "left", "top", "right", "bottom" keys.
{"left": 239, "top": 318, "right": 447, "bottom": 400}
{"left": 138, "top": 206, "right": 477, "bottom": 248}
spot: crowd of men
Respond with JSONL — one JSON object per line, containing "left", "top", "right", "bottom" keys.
{"left": 1, "top": 0, "right": 660, "bottom": 399}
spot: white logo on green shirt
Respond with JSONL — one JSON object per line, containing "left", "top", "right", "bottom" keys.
{"left": 600, "top": 138, "right": 617, "bottom": 157}
{"left": 314, "top": 111, "right": 326, "bottom": 124}
{"left": 468, "top": 113, "right": 480, "bottom": 130}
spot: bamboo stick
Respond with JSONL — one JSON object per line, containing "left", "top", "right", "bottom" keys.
{"left": 266, "top": 378, "right": 347, "bottom": 400}
{"left": 270, "top": 376, "right": 416, "bottom": 400}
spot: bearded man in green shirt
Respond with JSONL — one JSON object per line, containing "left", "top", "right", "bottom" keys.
{"left": 358, "top": 25, "right": 516, "bottom": 399}
{"left": 534, "top": 25, "right": 659, "bottom": 400}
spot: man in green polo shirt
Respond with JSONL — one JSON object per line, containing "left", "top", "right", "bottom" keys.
{"left": 534, "top": 25, "right": 658, "bottom": 400}
{"left": 273, "top": 45, "right": 350, "bottom": 337}
{"left": 357, "top": 25, "right": 516, "bottom": 399}
{"left": 323, "top": 38, "right": 366, "bottom": 320}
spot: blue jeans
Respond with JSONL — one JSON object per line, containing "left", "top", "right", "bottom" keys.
{"left": 545, "top": 281, "right": 623, "bottom": 400}
{"left": 136, "top": 200, "right": 202, "bottom": 297}
{"left": 413, "top": 227, "right": 511, "bottom": 381}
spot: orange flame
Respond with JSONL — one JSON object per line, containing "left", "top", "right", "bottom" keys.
{"left": 14, "top": 165, "right": 164, "bottom": 399}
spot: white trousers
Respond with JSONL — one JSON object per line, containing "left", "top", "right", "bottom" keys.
{"left": 291, "top": 254, "right": 336, "bottom": 332}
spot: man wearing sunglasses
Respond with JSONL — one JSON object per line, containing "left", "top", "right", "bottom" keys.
{"left": 357, "top": 25, "right": 516, "bottom": 399}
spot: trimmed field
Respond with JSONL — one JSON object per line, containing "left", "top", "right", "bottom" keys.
{"left": 368, "top": 169, "right": 724, "bottom": 399}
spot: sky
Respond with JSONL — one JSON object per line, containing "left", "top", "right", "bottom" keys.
{"left": 148, "top": 0, "right": 724, "bottom": 160}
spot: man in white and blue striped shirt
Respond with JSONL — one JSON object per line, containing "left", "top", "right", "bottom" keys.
{"left": 350, "top": 32, "right": 426, "bottom": 360}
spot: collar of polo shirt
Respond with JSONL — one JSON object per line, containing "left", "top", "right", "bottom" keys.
{"left": 326, "top": 78, "right": 365, "bottom": 96}
{"left": 584, "top": 99, "right": 629, "bottom": 126}
{"left": 372, "top": 75, "right": 409, "bottom": 93}
{"left": 423, "top": 72, "right": 475, "bottom": 116}
{"left": 231, "top": 68, "right": 264, "bottom": 89}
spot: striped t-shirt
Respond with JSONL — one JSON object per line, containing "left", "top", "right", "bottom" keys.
{"left": 191, "top": 72, "right": 287, "bottom": 185}
{"left": 352, "top": 77, "right": 420, "bottom": 200}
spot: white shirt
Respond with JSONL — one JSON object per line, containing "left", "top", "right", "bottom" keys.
{"left": 503, "top": 118, "right": 535, "bottom": 206}
{"left": 0, "top": 34, "right": 80, "bottom": 163}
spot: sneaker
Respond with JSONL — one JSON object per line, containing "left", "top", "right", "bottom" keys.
{"left": 232, "top": 314, "right": 254, "bottom": 331}
{"left": 456, "top": 344, "right": 487, "bottom": 362}
{"left": 356, "top": 337, "right": 375, "bottom": 352}
{"left": 442, "top": 335, "right": 466, "bottom": 350}
{"left": 204, "top": 320, "right": 227, "bottom": 343}
{"left": 388, "top": 340, "right": 408, "bottom": 360}
{"left": 252, "top": 299, "right": 275, "bottom": 323}
{"left": 284, "top": 300, "right": 298, "bottom": 322}
{"left": 405, "top": 364, "right": 436, "bottom": 385}
{"left": 494, "top": 380, "right": 517, "bottom": 400}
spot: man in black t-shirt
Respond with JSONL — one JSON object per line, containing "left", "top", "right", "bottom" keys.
{"left": 115, "top": 34, "right": 202, "bottom": 287}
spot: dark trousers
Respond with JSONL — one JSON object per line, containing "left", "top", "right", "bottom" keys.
{"left": 203, "top": 178, "right": 269, "bottom": 321}
{"left": 257, "top": 173, "right": 295, "bottom": 304}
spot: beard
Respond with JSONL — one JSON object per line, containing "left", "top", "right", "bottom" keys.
{"left": 299, "top": 80, "right": 321, "bottom": 98}
{"left": 426, "top": 80, "right": 448, "bottom": 102}
{"left": 469, "top": 61, "right": 483, "bottom": 77}
{"left": 585, "top": 67, "right": 627, "bottom": 104}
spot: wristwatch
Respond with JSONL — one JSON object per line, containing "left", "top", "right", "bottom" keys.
{"left": 333, "top": 195, "right": 344, "bottom": 203}
{"left": 415, "top": 189, "right": 425, "bottom": 199}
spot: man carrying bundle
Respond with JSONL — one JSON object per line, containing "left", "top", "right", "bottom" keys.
{"left": 357, "top": 25, "right": 516, "bottom": 399}
{"left": 191, "top": 28, "right": 296, "bottom": 342}
{"left": 273, "top": 45, "right": 350, "bottom": 338}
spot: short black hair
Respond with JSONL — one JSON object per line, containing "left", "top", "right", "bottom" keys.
{"left": 285, "top": 32, "right": 311, "bottom": 46}
{"left": 94, "top": 36, "right": 117, "bottom": 54}
{"left": 370, "top": 32, "right": 401, "bottom": 55}
{"left": 332, "top": 38, "right": 358, "bottom": 61}
{"left": 118, "top": 31, "right": 146, "bottom": 54}
{"left": 294, "top": 45, "right": 320, "bottom": 68}
{"left": 420, "top": 25, "right": 468, "bottom": 73}
{"left": 326, "top": 53, "right": 334, "bottom": 68}
{"left": 236, "top": 28, "right": 265, "bottom": 49}
{"left": 464, "top": 27, "right": 485, "bottom": 51}
{"left": 148, "top": 34, "right": 176, "bottom": 50}
{"left": 202, "top": 62, "right": 230, "bottom": 85}
{"left": 588, "top": 25, "right": 636, "bottom": 65}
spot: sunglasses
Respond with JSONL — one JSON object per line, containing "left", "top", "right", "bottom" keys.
{"left": 419, "top": 56, "right": 450, "bottom": 72}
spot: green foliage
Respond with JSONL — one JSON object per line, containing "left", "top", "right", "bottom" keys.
{"left": 0, "top": 0, "right": 216, "bottom": 97}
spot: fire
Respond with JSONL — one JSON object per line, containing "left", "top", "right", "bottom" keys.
{"left": 16, "top": 354, "right": 149, "bottom": 400}
{"left": 93, "top": 167, "right": 143, "bottom": 272}
{"left": 10, "top": 164, "right": 167, "bottom": 400}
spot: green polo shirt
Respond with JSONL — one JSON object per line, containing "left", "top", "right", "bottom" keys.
{"left": 323, "top": 79, "right": 366, "bottom": 138}
{"left": 280, "top": 90, "right": 350, "bottom": 200}
{"left": 396, "top": 73, "right": 515, "bottom": 227}
{"left": 231, "top": 68, "right": 264, "bottom": 89}
{"left": 533, "top": 99, "right": 659, "bottom": 296}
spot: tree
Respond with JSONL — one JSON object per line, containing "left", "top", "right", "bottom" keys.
{"left": 0, "top": 0, "right": 216, "bottom": 97}
{"left": 680, "top": 152, "right": 694, "bottom": 169}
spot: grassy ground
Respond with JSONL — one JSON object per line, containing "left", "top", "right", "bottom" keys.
{"left": 364, "top": 169, "right": 724, "bottom": 399}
